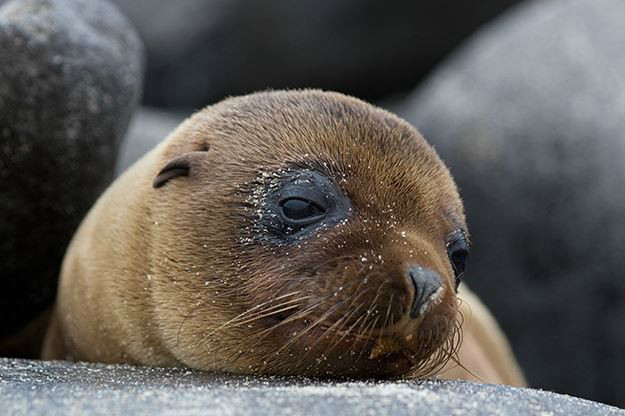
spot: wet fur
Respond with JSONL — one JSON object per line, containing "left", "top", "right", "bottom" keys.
{"left": 43, "top": 90, "right": 524, "bottom": 385}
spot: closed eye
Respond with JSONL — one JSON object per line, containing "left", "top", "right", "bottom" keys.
{"left": 280, "top": 197, "right": 326, "bottom": 223}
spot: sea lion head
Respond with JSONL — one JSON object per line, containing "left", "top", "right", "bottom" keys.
{"left": 149, "top": 90, "right": 469, "bottom": 377}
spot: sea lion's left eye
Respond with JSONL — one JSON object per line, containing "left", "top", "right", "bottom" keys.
{"left": 280, "top": 198, "right": 326, "bottom": 222}
{"left": 447, "top": 230, "right": 470, "bottom": 289}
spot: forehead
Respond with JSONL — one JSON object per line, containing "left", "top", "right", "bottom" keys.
{"left": 196, "top": 91, "right": 465, "bottom": 229}
{"left": 204, "top": 91, "right": 435, "bottom": 166}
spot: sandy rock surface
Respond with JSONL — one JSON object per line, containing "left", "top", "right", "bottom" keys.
{"left": 1, "top": 358, "right": 623, "bottom": 416}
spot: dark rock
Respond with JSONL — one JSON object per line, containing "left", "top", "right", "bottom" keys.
{"left": 0, "top": 0, "right": 143, "bottom": 345}
{"left": 115, "top": 107, "right": 185, "bottom": 176}
{"left": 396, "top": 0, "right": 625, "bottom": 407}
{"left": 1, "top": 358, "right": 623, "bottom": 416}
{"left": 111, "top": 0, "right": 523, "bottom": 109}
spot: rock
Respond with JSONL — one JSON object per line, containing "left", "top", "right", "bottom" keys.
{"left": 1, "top": 358, "right": 623, "bottom": 416}
{"left": 115, "top": 107, "right": 185, "bottom": 176}
{"left": 395, "top": 0, "right": 625, "bottom": 407}
{"left": 111, "top": 0, "right": 523, "bottom": 109}
{"left": 0, "top": 0, "right": 143, "bottom": 346}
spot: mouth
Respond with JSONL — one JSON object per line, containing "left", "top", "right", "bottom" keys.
{"left": 368, "top": 333, "right": 417, "bottom": 360}
{"left": 263, "top": 317, "right": 426, "bottom": 377}
{"left": 257, "top": 296, "right": 454, "bottom": 378}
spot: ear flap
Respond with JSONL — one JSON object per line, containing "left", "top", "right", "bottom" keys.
{"left": 153, "top": 148, "right": 209, "bottom": 188}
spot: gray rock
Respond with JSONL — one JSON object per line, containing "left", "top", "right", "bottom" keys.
{"left": 111, "top": 0, "right": 523, "bottom": 109}
{"left": 1, "top": 358, "right": 623, "bottom": 416}
{"left": 115, "top": 107, "right": 185, "bottom": 176}
{"left": 395, "top": 0, "right": 625, "bottom": 407}
{"left": 0, "top": 0, "right": 143, "bottom": 343}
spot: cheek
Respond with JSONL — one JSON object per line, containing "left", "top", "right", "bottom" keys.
{"left": 277, "top": 258, "right": 407, "bottom": 331}
{"left": 438, "top": 267, "right": 458, "bottom": 295}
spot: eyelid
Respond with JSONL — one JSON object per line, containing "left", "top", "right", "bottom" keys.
{"left": 279, "top": 198, "right": 326, "bottom": 225}
{"left": 447, "top": 229, "right": 469, "bottom": 249}
{"left": 279, "top": 197, "right": 325, "bottom": 211}
{"left": 278, "top": 187, "right": 329, "bottom": 209}
{"left": 282, "top": 213, "right": 326, "bottom": 225}
{"left": 258, "top": 168, "right": 353, "bottom": 243}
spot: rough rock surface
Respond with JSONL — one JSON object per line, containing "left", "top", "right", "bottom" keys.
{"left": 0, "top": 0, "right": 143, "bottom": 342}
{"left": 111, "top": 0, "right": 523, "bottom": 109}
{"left": 396, "top": 0, "right": 625, "bottom": 407}
{"left": 1, "top": 358, "right": 623, "bottom": 416}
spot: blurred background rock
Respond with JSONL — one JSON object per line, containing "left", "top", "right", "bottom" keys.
{"left": 110, "top": 0, "right": 522, "bottom": 109}
{"left": 0, "top": 0, "right": 143, "bottom": 354}
{"left": 1, "top": 0, "right": 623, "bottom": 408}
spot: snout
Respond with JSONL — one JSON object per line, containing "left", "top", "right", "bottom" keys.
{"left": 407, "top": 265, "right": 442, "bottom": 319}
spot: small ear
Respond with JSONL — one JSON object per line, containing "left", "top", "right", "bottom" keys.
{"left": 153, "top": 149, "right": 208, "bottom": 188}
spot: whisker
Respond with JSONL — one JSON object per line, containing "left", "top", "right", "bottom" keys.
{"left": 176, "top": 300, "right": 204, "bottom": 349}
{"left": 304, "top": 316, "right": 346, "bottom": 354}
{"left": 356, "top": 315, "right": 380, "bottom": 360}
{"left": 194, "top": 291, "right": 303, "bottom": 344}
{"left": 225, "top": 296, "right": 314, "bottom": 328}
{"left": 246, "top": 299, "right": 332, "bottom": 353}
{"left": 230, "top": 303, "right": 303, "bottom": 329}
{"left": 377, "top": 293, "right": 394, "bottom": 344}
{"left": 276, "top": 300, "right": 347, "bottom": 355}
{"left": 322, "top": 301, "right": 366, "bottom": 357}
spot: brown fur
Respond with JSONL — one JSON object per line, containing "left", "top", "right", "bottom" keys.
{"left": 42, "top": 90, "right": 524, "bottom": 384}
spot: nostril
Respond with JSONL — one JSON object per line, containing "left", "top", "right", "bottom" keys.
{"left": 408, "top": 266, "right": 442, "bottom": 319}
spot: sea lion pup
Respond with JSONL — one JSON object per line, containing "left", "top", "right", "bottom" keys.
{"left": 43, "top": 90, "right": 524, "bottom": 385}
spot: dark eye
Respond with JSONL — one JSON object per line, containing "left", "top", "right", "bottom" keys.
{"left": 258, "top": 169, "right": 351, "bottom": 242}
{"left": 447, "top": 230, "right": 470, "bottom": 290}
{"left": 280, "top": 198, "right": 325, "bottom": 222}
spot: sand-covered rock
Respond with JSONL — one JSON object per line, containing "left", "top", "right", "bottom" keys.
{"left": 1, "top": 358, "right": 623, "bottom": 416}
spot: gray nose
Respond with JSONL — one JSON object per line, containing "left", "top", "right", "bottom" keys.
{"left": 408, "top": 266, "right": 442, "bottom": 318}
